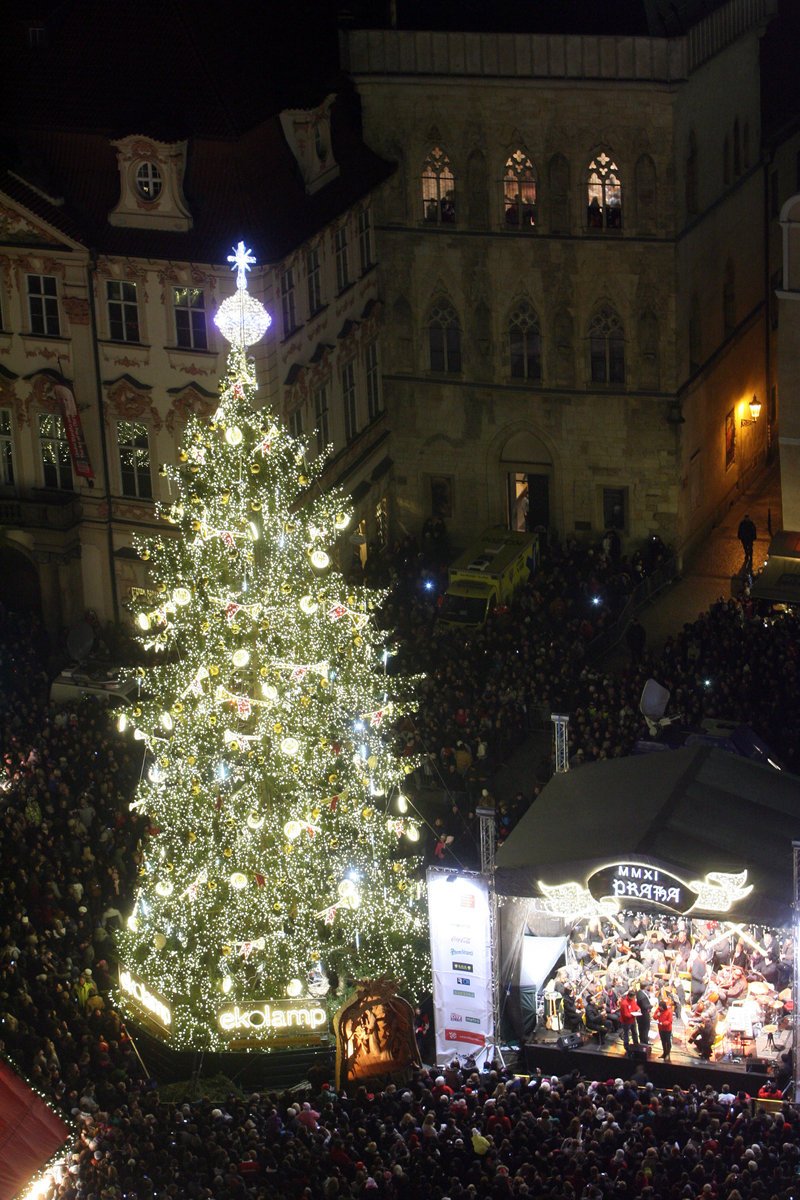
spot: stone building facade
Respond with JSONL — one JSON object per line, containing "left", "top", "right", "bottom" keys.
{"left": 0, "top": 13, "right": 392, "bottom": 635}
{"left": 342, "top": 0, "right": 773, "bottom": 556}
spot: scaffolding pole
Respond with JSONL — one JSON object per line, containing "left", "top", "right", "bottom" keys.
{"left": 476, "top": 804, "right": 505, "bottom": 1068}
{"left": 551, "top": 712, "right": 570, "bottom": 773}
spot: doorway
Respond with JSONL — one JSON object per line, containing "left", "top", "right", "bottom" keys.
{"left": 509, "top": 471, "right": 550, "bottom": 533}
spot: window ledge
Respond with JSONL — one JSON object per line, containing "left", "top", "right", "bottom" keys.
{"left": 281, "top": 324, "right": 305, "bottom": 345}
{"left": 20, "top": 333, "right": 71, "bottom": 344}
{"left": 359, "top": 262, "right": 377, "bottom": 278}
{"left": 308, "top": 304, "right": 329, "bottom": 321}
{"left": 336, "top": 281, "right": 356, "bottom": 299}
{"left": 165, "top": 345, "right": 217, "bottom": 357}
{"left": 100, "top": 339, "right": 150, "bottom": 348}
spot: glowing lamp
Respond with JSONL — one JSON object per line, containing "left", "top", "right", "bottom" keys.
{"left": 133, "top": 729, "right": 147, "bottom": 741}
{"left": 247, "top": 810, "right": 265, "bottom": 830}
{"left": 248, "top": 521, "right": 260, "bottom": 542}
{"left": 280, "top": 736, "right": 300, "bottom": 757}
{"left": 127, "top": 915, "right": 140, "bottom": 932}
{"left": 229, "top": 872, "right": 248, "bottom": 890}
{"left": 261, "top": 682, "right": 278, "bottom": 701}
{"left": 405, "top": 822, "right": 420, "bottom": 843}
{"left": 300, "top": 595, "right": 319, "bottom": 615}
{"left": 396, "top": 794, "right": 409, "bottom": 814}
{"left": 284, "top": 820, "right": 304, "bottom": 841}
{"left": 225, "top": 426, "right": 244, "bottom": 447}
{"left": 286, "top": 978, "right": 303, "bottom": 997}
{"left": 160, "top": 712, "right": 174, "bottom": 732}
{"left": 137, "top": 612, "right": 151, "bottom": 631}
{"left": 172, "top": 587, "right": 191, "bottom": 606}
{"left": 742, "top": 395, "right": 762, "bottom": 426}
{"left": 335, "top": 512, "right": 351, "bottom": 531}
{"left": 155, "top": 880, "right": 174, "bottom": 897}
{"left": 222, "top": 975, "right": 233, "bottom": 994}
{"left": 214, "top": 291, "right": 272, "bottom": 348}
{"left": 117, "top": 713, "right": 128, "bottom": 733}
{"left": 310, "top": 550, "right": 330, "bottom": 570}
{"left": 232, "top": 649, "right": 250, "bottom": 668}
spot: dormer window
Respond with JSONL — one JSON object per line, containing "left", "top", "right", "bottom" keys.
{"left": 109, "top": 135, "right": 192, "bottom": 232}
{"left": 136, "top": 162, "right": 162, "bottom": 202}
{"left": 280, "top": 95, "right": 340, "bottom": 195}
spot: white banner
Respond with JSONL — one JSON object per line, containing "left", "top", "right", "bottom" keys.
{"left": 428, "top": 868, "right": 493, "bottom": 1060}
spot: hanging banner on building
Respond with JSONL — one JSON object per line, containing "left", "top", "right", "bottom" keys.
{"left": 428, "top": 868, "right": 493, "bottom": 1060}
{"left": 53, "top": 382, "right": 94, "bottom": 480}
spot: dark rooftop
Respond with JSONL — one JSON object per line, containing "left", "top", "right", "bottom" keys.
{"left": 342, "top": 0, "right": 733, "bottom": 38}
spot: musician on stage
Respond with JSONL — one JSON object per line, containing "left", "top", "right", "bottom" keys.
{"left": 619, "top": 988, "right": 641, "bottom": 1054}
{"left": 688, "top": 1005, "right": 717, "bottom": 1060}
{"left": 689, "top": 948, "right": 709, "bottom": 1004}
{"left": 635, "top": 980, "right": 653, "bottom": 1046}
{"left": 561, "top": 985, "right": 582, "bottom": 1033}
{"left": 584, "top": 994, "right": 612, "bottom": 1046}
{"left": 655, "top": 998, "right": 673, "bottom": 1061}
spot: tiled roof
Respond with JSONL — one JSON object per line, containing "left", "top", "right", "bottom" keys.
{"left": 1, "top": 100, "right": 394, "bottom": 266}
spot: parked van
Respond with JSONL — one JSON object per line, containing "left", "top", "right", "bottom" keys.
{"left": 49, "top": 667, "right": 137, "bottom": 706}
{"left": 437, "top": 527, "right": 538, "bottom": 630}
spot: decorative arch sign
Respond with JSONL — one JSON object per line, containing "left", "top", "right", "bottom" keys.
{"left": 538, "top": 864, "right": 752, "bottom": 921}
{"left": 587, "top": 863, "right": 697, "bottom": 913}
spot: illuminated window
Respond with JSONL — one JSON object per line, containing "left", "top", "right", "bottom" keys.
{"left": 314, "top": 383, "right": 330, "bottom": 454}
{"left": 117, "top": 420, "right": 152, "bottom": 499}
{"left": 508, "top": 301, "right": 541, "bottom": 381}
{"left": 342, "top": 361, "right": 358, "bottom": 442}
{"left": 335, "top": 226, "right": 350, "bottom": 293}
{"left": 136, "top": 161, "right": 162, "bottom": 201}
{"left": 27, "top": 274, "right": 60, "bottom": 336}
{"left": 589, "top": 305, "right": 625, "bottom": 384}
{"left": 0, "top": 409, "right": 14, "bottom": 485}
{"left": 421, "top": 146, "right": 456, "bottom": 224}
{"left": 39, "top": 412, "right": 72, "bottom": 489}
{"left": 428, "top": 300, "right": 461, "bottom": 373}
{"left": 107, "top": 280, "right": 140, "bottom": 343}
{"left": 174, "top": 287, "right": 207, "bottom": 350}
{"left": 358, "top": 210, "right": 373, "bottom": 272}
{"left": 365, "top": 341, "right": 381, "bottom": 420}
{"left": 503, "top": 150, "right": 537, "bottom": 228}
{"left": 280, "top": 268, "right": 297, "bottom": 336}
{"left": 307, "top": 247, "right": 323, "bottom": 315}
{"left": 586, "top": 152, "right": 622, "bottom": 230}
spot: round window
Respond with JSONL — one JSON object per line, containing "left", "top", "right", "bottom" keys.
{"left": 135, "top": 162, "right": 162, "bottom": 201}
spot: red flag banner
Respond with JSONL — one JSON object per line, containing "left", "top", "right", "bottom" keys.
{"left": 53, "top": 382, "right": 94, "bottom": 480}
{"left": 0, "top": 1057, "right": 70, "bottom": 1199}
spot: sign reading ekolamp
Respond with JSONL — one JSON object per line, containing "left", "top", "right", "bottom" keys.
{"left": 428, "top": 868, "right": 493, "bottom": 1062}
{"left": 216, "top": 1000, "right": 331, "bottom": 1046}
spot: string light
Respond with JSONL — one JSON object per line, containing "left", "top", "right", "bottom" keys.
{"left": 114, "top": 242, "right": 428, "bottom": 1047}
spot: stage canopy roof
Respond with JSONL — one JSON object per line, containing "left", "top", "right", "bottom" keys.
{"left": 495, "top": 745, "right": 800, "bottom": 926}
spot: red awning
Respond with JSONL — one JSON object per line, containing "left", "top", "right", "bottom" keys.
{"left": 0, "top": 1058, "right": 70, "bottom": 1200}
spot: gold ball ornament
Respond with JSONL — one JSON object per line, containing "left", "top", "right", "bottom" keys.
{"left": 250, "top": 463, "right": 261, "bottom": 475}
{"left": 251, "top": 500, "right": 262, "bottom": 512}
{"left": 140, "top": 549, "right": 150, "bottom": 561}
{"left": 224, "top": 847, "right": 233, "bottom": 858}
{"left": 154, "top": 932, "right": 167, "bottom": 950}
{"left": 209, "top": 665, "right": 220, "bottom": 676}
{"left": 221, "top": 493, "right": 231, "bottom": 505}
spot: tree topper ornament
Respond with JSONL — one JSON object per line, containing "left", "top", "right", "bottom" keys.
{"left": 214, "top": 241, "right": 272, "bottom": 349}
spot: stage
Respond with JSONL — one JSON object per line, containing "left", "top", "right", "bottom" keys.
{"left": 522, "top": 1020, "right": 785, "bottom": 1091}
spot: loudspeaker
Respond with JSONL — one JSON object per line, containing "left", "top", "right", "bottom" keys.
{"left": 746, "top": 1058, "right": 769, "bottom": 1073}
{"left": 556, "top": 1033, "right": 583, "bottom": 1051}
{"left": 632, "top": 1045, "right": 651, "bottom": 1062}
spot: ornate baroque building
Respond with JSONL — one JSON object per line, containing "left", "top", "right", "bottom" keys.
{"left": 341, "top": 0, "right": 774, "bottom": 555}
{"left": 0, "top": 4, "right": 391, "bottom": 634}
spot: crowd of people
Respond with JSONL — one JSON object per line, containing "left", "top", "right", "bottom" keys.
{"left": 0, "top": 511, "right": 799, "bottom": 1196}
{"left": 378, "top": 529, "right": 799, "bottom": 867}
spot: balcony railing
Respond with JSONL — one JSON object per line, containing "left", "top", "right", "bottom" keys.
{"left": 0, "top": 490, "right": 83, "bottom": 531}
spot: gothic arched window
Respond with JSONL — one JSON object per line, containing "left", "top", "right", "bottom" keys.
{"left": 503, "top": 150, "right": 537, "bottom": 228}
{"left": 587, "top": 152, "right": 622, "bottom": 230}
{"left": 421, "top": 146, "right": 456, "bottom": 224}
{"left": 508, "top": 301, "right": 541, "bottom": 380}
{"left": 428, "top": 299, "right": 462, "bottom": 373}
{"left": 588, "top": 304, "right": 625, "bottom": 384}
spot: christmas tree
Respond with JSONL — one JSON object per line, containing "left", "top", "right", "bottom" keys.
{"left": 116, "top": 244, "right": 428, "bottom": 1048}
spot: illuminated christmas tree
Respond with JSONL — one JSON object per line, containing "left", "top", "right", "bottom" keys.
{"left": 116, "top": 244, "right": 427, "bottom": 1048}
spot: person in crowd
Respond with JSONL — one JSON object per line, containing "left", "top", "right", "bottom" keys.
{"left": 737, "top": 513, "right": 757, "bottom": 574}
{"left": 635, "top": 979, "right": 652, "bottom": 1046}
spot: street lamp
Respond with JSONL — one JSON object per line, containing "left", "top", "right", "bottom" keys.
{"left": 741, "top": 395, "right": 761, "bottom": 426}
